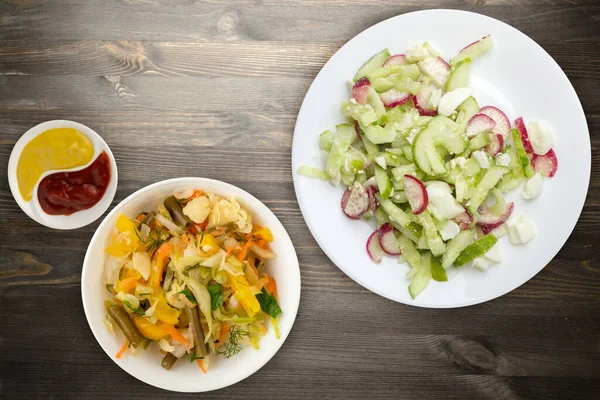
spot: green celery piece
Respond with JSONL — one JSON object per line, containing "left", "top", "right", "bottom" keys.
{"left": 454, "top": 235, "right": 498, "bottom": 267}
{"left": 469, "top": 131, "right": 490, "bottom": 150}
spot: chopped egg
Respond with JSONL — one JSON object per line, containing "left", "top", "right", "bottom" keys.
{"left": 507, "top": 213, "right": 537, "bottom": 244}
{"left": 495, "top": 153, "right": 510, "bottom": 167}
{"left": 437, "top": 88, "right": 472, "bottom": 116}
{"left": 521, "top": 173, "right": 544, "bottom": 200}
{"left": 484, "top": 244, "right": 503, "bottom": 262}
{"left": 439, "top": 220, "right": 460, "bottom": 241}
{"left": 527, "top": 121, "right": 554, "bottom": 155}
{"left": 472, "top": 150, "right": 490, "bottom": 169}
{"left": 450, "top": 156, "right": 468, "bottom": 169}
{"left": 405, "top": 43, "right": 430, "bottom": 62}
{"left": 472, "top": 256, "right": 493, "bottom": 271}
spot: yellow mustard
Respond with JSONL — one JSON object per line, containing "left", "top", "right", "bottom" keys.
{"left": 17, "top": 128, "right": 94, "bottom": 201}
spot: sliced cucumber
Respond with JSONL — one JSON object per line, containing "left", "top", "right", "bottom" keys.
{"left": 397, "top": 235, "right": 421, "bottom": 268}
{"left": 354, "top": 49, "right": 390, "bottom": 81}
{"left": 367, "top": 63, "right": 420, "bottom": 82}
{"left": 511, "top": 128, "right": 535, "bottom": 178}
{"left": 340, "top": 100, "right": 377, "bottom": 126}
{"left": 455, "top": 96, "right": 479, "bottom": 130}
{"left": 469, "top": 132, "right": 490, "bottom": 150}
{"left": 378, "top": 196, "right": 411, "bottom": 226}
{"left": 391, "top": 164, "right": 417, "bottom": 181}
{"left": 409, "top": 270, "right": 431, "bottom": 299}
{"left": 297, "top": 165, "right": 328, "bottom": 180}
{"left": 430, "top": 257, "right": 448, "bottom": 282}
{"left": 454, "top": 234, "right": 497, "bottom": 267}
{"left": 446, "top": 59, "right": 471, "bottom": 91}
{"left": 374, "top": 165, "right": 393, "bottom": 199}
{"left": 442, "top": 230, "right": 475, "bottom": 268}
{"left": 364, "top": 125, "right": 397, "bottom": 144}
{"left": 319, "top": 130, "right": 334, "bottom": 152}
{"left": 325, "top": 124, "right": 355, "bottom": 179}
{"left": 418, "top": 211, "right": 446, "bottom": 256}
{"left": 450, "top": 35, "right": 494, "bottom": 65}
{"left": 367, "top": 87, "right": 386, "bottom": 123}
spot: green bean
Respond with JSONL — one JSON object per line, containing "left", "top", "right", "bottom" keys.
{"left": 161, "top": 352, "right": 178, "bottom": 370}
{"left": 164, "top": 196, "right": 191, "bottom": 229}
{"left": 186, "top": 306, "right": 206, "bottom": 357}
{"left": 107, "top": 305, "right": 149, "bottom": 348}
{"left": 177, "top": 306, "right": 190, "bottom": 329}
{"left": 141, "top": 211, "right": 156, "bottom": 226}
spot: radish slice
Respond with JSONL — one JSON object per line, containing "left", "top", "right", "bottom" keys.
{"left": 477, "top": 202, "right": 515, "bottom": 234}
{"left": 480, "top": 106, "right": 511, "bottom": 140}
{"left": 367, "top": 185, "right": 379, "bottom": 213}
{"left": 404, "top": 175, "right": 428, "bottom": 215}
{"left": 383, "top": 54, "right": 407, "bottom": 67}
{"left": 341, "top": 182, "right": 370, "bottom": 219}
{"left": 352, "top": 77, "right": 371, "bottom": 105}
{"left": 485, "top": 133, "right": 504, "bottom": 156}
{"left": 515, "top": 117, "right": 534, "bottom": 154}
{"left": 366, "top": 230, "right": 385, "bottom": 263}
{"left": 378, "top": 223, "right": 402, "bottom": 255}
{"left": 418, "top": 56, "right": 450, "bottom": 88}
{"left": 454, "top": 211, "right": 473, "bottom": 230}
{"left": 379, "top": 89, "right": 411, "bottom": 108}
{"left": 414, "top": 85, "right": 438, "bottom": 116}
{"left": 466, "top": 113, "right": 496, "bottom": 138}
{"left": 531, "top": 149, "right": 558, "bottom": 178}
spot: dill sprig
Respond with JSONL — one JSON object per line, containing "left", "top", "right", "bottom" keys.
{"left": 215, "top": 326, "right": 249, "bottom": 359}
{"left": 134, "top": 227, "right": 166, "bottom": 253}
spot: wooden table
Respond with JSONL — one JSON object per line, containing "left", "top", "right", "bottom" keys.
{"left": 1, "top": 1, "right": 599, "bottom": 398}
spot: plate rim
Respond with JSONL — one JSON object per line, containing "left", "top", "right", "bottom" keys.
{"left": 291, "top": 9, "right": 591, "bottom": 308}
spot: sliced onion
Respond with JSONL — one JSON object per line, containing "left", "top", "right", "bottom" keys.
{"left": 155, "top": 213, "right": 183, "bottom": 235}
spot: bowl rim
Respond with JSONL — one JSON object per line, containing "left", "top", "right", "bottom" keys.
{"left": 7, "top": 119, "right": 118, "bottom": 230}
{"left": 81, "top": 177, "right": 301, "bottom": 392}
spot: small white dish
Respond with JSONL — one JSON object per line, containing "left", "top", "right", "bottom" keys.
{"left": 81, "top": 177, "right": 301, "bottom": 392}
{"left": 292, "top": 10, "right": 590, "bottom": 308}
{"left": 7, "top": 120, "right": 118, "bottom": 230}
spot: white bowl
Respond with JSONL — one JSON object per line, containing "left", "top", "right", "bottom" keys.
{"left": 7, "top": 120, "right": 118, "bottom": 230}
{"left": 81, "top": 177, "right": 301, "bottom": 392}
{"left": 292, "top": 10, "right": 590, "bottom": 308}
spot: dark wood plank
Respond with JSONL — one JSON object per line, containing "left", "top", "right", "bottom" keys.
{"left": 1, "top": 1, "right": 599, "bottom": 43}
{"left": 1, "top": 1, "right": 599, "bottom": 399}
{"left": 1, "top": 40, "right": 599, "bottom": 80}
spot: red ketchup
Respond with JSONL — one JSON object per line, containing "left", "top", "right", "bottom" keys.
{"left": 37, "top": 151, "right": 111, "bottom": 216}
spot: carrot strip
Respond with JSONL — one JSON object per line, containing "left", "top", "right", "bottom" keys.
{"left": 115, "top": 339, "right": 129, "bottom": 359}
{"left": 165, "top": 325, "right": 192, "bottom": 350}
{"left": 196, "top": 359, "right": 207, "bottom": 374}
{"left": 217, "top": 323, "right": 230, "bottom": 344}
{"left": 265, "top": 275, "right": 278, "bottom": 301}
{"left": 157, "top": 242, "right": 173, "bottom": 260}
{"left": 136, "top": 213, "right": 146, "bottom": 222}
{"left": 236, "top": 240, "right": 254, "bottom": 261}
{"left": 182, "top": 234, "right": 190, "bottom": 246}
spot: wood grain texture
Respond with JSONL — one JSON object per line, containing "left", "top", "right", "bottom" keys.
{"left": 1, "top": 1, "right": 599, "bottom": 399}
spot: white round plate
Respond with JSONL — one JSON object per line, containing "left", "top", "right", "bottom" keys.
{"left": 7, "top": 120, "right": 118, "bottom": 230}
{"left": 292, "top": 10, "right": 590, "bottom": 308}
{"left": 82, "top": 177, "right": 301, "bottom": 392}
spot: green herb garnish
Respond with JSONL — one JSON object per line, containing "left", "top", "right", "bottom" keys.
{"left": 208, "top": 284, "right": 223, "bottom": 311}
{"left": 215, "top": 326, "right": 248, "bottom": 358}
{"left": 123, "top": 300, "right": 145, "bottom": 316}
{"left": 187, "top": 346, "right": 204, "bottom": 362}
{"left": 179, "top": 289, "right": 197, "bottom": 304}
{"left": 255, "top": 288, "right": 282, "bottom": 318}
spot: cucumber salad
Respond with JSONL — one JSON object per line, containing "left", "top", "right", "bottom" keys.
{"left": 298, "top": 35, "right": 559, "bottom": 299}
